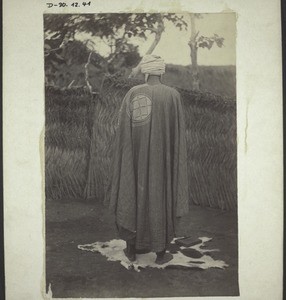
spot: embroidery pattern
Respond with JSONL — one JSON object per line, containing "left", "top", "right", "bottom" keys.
{"left": 128, "top": 94, "right": 152, "bottom": 125}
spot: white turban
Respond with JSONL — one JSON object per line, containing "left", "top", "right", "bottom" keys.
{"left": 139, "top": 55, "right": 166, "bottom": 75}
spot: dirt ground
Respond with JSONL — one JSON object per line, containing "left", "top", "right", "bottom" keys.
{"left": 46, "top": 200, "right": 239, "bottom": 298}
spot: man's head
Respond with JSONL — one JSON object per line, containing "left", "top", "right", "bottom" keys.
{"left": 128, "top": 54, "right": 166, "bottom": 79}
{"left": 139, "top": 55, "right": 166, "bottom": 77}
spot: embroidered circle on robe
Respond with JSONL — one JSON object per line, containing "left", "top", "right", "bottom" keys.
{"left": 128, "top": 94, "right": 152, "bottom": 125}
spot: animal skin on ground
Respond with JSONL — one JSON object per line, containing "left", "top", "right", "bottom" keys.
{"left": 78, "top": 237, "right": 228, "bottom": 272}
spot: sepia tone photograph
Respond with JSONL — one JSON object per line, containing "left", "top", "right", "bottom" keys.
{"left": 44, "top": 12, "right": 238, "bottom": 298}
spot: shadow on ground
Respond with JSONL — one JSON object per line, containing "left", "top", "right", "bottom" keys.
{"left": 46, "top": 200, "right": 239, "bottom": 298}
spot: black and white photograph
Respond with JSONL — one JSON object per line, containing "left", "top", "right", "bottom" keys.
{"left": 4, "top": 0, "right": 284, "bottom": 299}
{"left": 44, "top": 12, "right": 238, "bottom": 298}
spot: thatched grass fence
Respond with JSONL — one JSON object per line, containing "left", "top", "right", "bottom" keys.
{"left": 45, "top": 75, "right": 236, "bottom": 210}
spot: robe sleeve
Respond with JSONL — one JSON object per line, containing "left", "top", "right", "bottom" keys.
{"left": 104, "top": 89, "right": 137, "bottom": 233}
{"left": 173, "top": 91, "right": 190, "bottom": 217}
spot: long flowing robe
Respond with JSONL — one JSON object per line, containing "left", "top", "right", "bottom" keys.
{"left": 105, "top": 83, "right": 189, "bottom": 252}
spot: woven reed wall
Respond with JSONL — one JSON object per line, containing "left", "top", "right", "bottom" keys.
{"left": 45, "top": 76, "right": 237, "bottom": 210}
{"left": 179, "top": 89, "right": 236, "bottom": 210}
{"left": 45, "top": 87, "right": 92, "bottom": 201}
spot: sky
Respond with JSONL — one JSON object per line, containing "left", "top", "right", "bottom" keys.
{"left": 77, "top": 13, "right": 236, "bottom": 66}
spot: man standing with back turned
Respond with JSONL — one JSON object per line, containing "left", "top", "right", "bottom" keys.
{"left": 106, "top": 55, "right": 189, "bottom": 265}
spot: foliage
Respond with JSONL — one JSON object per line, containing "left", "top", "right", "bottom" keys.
{"left": 45, "top": 39, "right": 90, "bottom": 76}
{"left": 197, "top": 34, "right": 224, "bottom": 50}
{"left": 187, "top": 13, "right": 225, "bottom": 90}
{"left": 190, "top": 14, "right": 224, "bottom": 51}
{"left": 44, "top": 13, "right": 227, "bottom": 93}
{"left": 44, "top": 13, "right": 187, "bottom": 82}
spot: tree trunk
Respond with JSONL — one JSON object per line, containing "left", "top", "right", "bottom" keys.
{"left": 189, "top": 14, "right": 200, "bottom": 91}
{"left": 129, "top": 16, "right": 165, "bottom": 78}
{"left": 145, "top": 19, "right": 164, "bottom": 55}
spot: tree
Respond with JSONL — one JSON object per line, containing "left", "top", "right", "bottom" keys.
{"left": 188, "top": 13, "right": 224, "bottom": 91}
{"left": 44, "top": 13, "right": 187, "bottom": 88}
{"left": 128, "top": 13, "right": 187, "bottom": 78}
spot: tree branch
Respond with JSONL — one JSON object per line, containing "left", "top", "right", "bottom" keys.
{"left": 129, "top": 17, "right": 165, "bottom": 78}
{"left": 134, "top": 26, "right": 158, "bottom": 33}
{"left": 85, "top": 52, "right": 94, "bottom": 94}
{"left": 68, "top": 80, "right": 75, "bottom": 88}
{"left": 44, "top": 31, "right": 75, "bottom": 56}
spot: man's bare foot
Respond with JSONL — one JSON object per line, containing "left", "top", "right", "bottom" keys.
{"left": 123, "top": 248, "right": 136, "bottom": 262}
{"left": 155, "top": 252, "right": 173, "bottom": 265}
